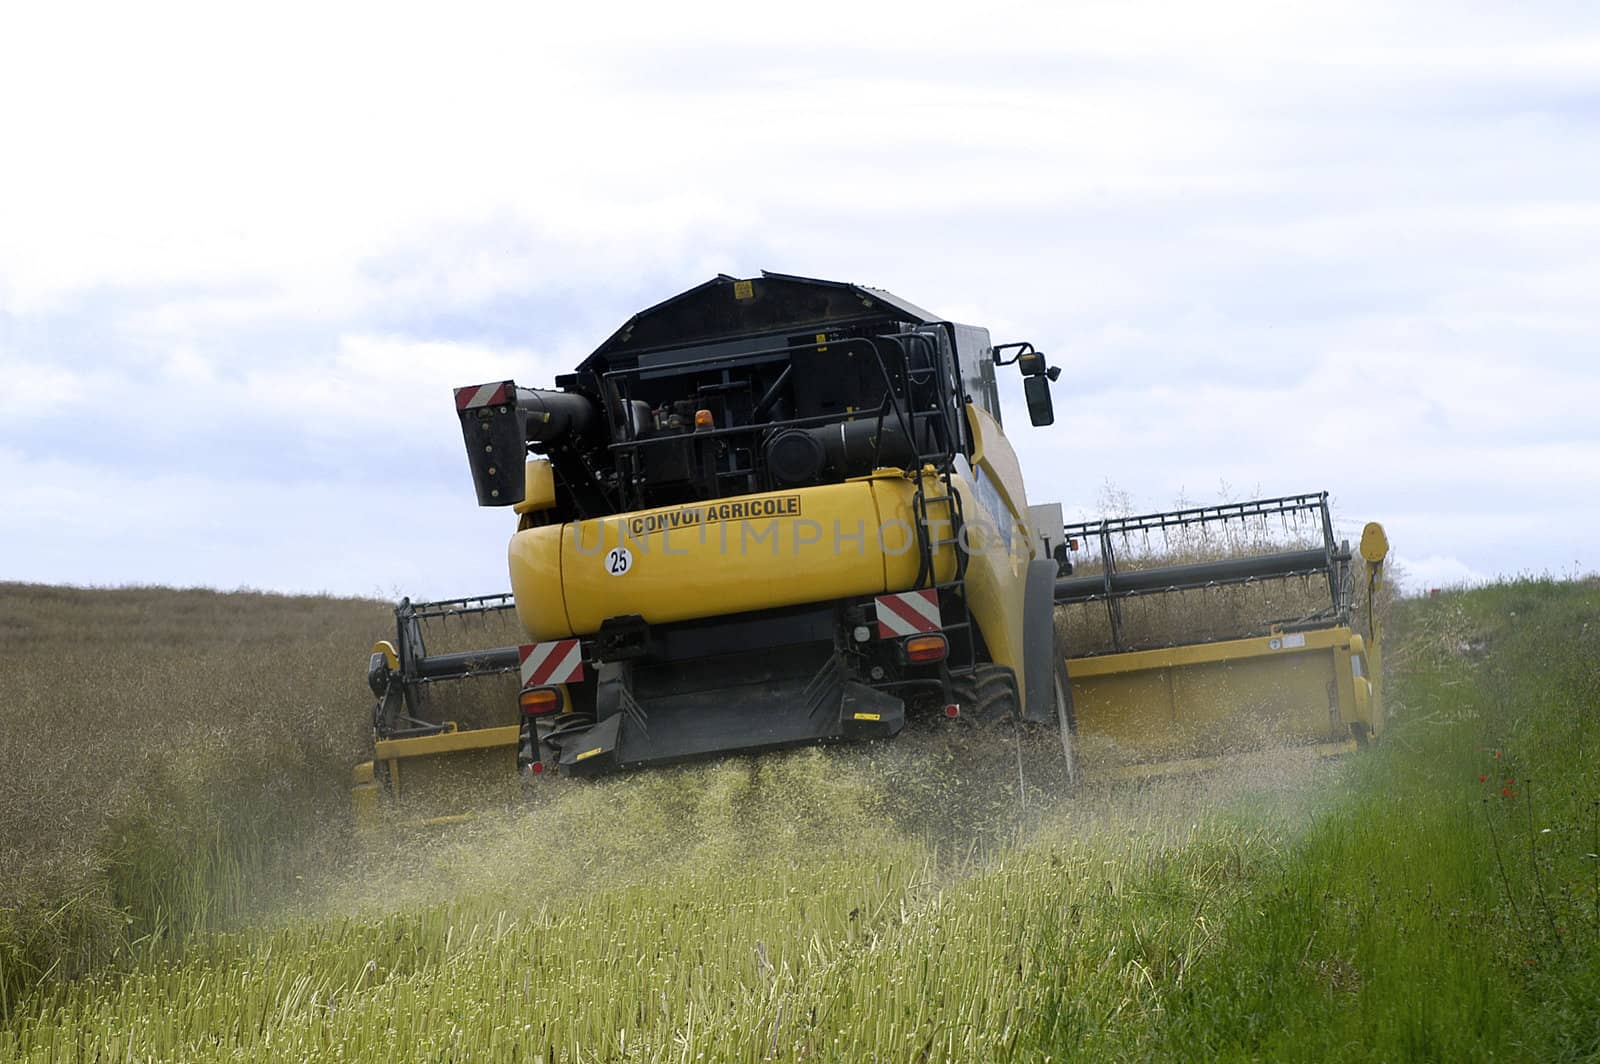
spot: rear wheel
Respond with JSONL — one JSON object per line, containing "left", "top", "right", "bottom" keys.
{"left": 948, "top": 661, "right": 1078, "bottom": 796}
{"left": 950, "top": 664, "right": 1020, "bottom": 723}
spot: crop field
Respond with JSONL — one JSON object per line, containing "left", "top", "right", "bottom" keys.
{"left": 1, "top": 578, "right": 1598, "bottom": 1061}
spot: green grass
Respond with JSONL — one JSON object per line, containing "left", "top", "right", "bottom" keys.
{"left": 1, "top": 577, "right": 1597, "bottom": 1060}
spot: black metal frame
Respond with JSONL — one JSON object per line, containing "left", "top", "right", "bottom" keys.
{"left": 372, "top": 594, "right": 522, "bottom": 739}
{"left": 595, "top": 331, "right": 968, "bottom": 510}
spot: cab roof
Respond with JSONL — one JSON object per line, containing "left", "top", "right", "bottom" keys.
{"left": 580, "top": 271, "right": 941, "bottom": 371}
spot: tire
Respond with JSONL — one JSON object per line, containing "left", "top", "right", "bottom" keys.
{"left": 947, "top": 661, "right": 1078, "bottom": 796}
{"left": 949, "top": 663, "right": 1021, "bottom": 724}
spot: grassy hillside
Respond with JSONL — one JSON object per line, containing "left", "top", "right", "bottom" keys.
{"left": 1, "top": 578, "right": 1596, "bottom": 1060}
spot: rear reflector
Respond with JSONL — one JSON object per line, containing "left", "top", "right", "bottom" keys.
{"left": 944, "top": 703, "right": 960, "bottom": 718}
{"left": 454, "top": 380, "right": 512, "bottom": 411}
{"left": 904, "top": 634, "right": 948, "bottom": 664}
{"left": 519, "top": 687, "right": 561, "bottom": 715}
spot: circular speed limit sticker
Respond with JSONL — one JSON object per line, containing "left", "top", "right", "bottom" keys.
{"left": 603, "top": 547, "right": 633, "bottom": 576}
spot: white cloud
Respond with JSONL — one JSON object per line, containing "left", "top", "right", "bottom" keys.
{"left": 1403, "top": 555, "right": 1492, "bottom": 591}
{"left": 1, "top": 0, "right": 1598, "bottom": 594}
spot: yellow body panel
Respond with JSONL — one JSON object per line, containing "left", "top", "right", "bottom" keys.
{"left": 965, "top": 405, "right": 1030, "bottom": 531}
{"left": 497, "top": 409, "right": 1042, "bottom": 694}
{"left": 868, "top": 469, "right": 959, "bottom": 590}
{"left": 512, "top": 459, "right": 557, "bottom": 515}
{"left": 956, "top": 405, "right": 1035, "bottom": 702}
{"left": 1067, "top": 626, "right": 1376, "bottom": 766}
{"left": 508, "top": 475, "right": 961, "bottom": 640}
{"left": 373, "top": 724, "right": 522, "bottom": 762}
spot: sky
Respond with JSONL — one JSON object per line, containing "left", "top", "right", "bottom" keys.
{"left": 2, "top": 0, "right": 1597, "bottom": 599}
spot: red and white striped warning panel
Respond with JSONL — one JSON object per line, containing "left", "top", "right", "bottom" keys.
{"left": 874, "top": 590, "right": 942, "bottom": 638}
{"left": 519, "top": 639, "right": 585, "bottom": 687}
{"left": 454, "top": 381, "right": 512, "bottom": 411}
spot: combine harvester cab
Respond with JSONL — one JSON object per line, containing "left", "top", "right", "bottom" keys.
{"left": 356, "top": 272, "right": 1080, "bottom": 819}
{"left": 1056, "top": 493, "right": 1390, "bottom": 779}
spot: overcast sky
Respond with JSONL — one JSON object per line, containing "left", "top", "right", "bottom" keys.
{"left": 2, "top": 0, "right": 1596, "bottom": 599}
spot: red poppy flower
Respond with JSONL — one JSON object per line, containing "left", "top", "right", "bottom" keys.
{"left": 1478, "top": 775, "right": 1486, "bottom": 782}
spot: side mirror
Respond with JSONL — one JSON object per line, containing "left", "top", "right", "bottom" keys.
{"left": 1024, "top": 374, "right": 1055, "bottom": 426}
{"left": 992, "top": 341, "right": 1061, "bottom": 428}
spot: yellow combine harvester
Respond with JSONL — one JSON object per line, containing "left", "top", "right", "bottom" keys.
{"left": 354, "top": 272, "right": 1387, "bottom": 819}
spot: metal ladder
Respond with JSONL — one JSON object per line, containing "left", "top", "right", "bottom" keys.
{"left": 899, "top": 333, "right": 978, "bottom": 678}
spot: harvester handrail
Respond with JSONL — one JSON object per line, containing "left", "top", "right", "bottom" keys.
{"left": 599, "top": 335, "right": 913, "bottom": 452}
{"left": 602, "top": 407, "right": 891, "bottom": 450}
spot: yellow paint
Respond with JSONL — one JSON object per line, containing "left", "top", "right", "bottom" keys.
{"left": 1068, "top": 627, "right": 1353, "bottom": 677}
{"left": 1359, "top": 523, "right": 1387, "bottom": 735}
{"left": 575, "top": 747, "right": 604, "bottom": 762}
{"left": 965, "top": 405, "right": 1030, "bottom": 530}
{"left": 1360, "top": 521, "right": 1390, "bottom": 564}
{"left": 350, "top": 759, "right": 380, "bottom": 826}
{"left": 355, "top": 727, "right": 520, "bottom": 820}
{"left": 870, "top": 469, "right": 959, "bottom": 590}
{"left": 372, "top": 641, "right": 398, "bottom": 670}
{"left": 374, "top": 724, "right": 521, "bottom": 761}
{"left": 507, "top": 525, "right": 570, "bottom": 638}
{"left": 513, "top": 459, "right": 557, "bottom": 514}
{"left": 510, "top": 476, "right": 959, "bottom": 640}
{"left": 503, "top": 426, "right": 1034, "bottom": 702}
{"left": 957, "top": 405, "right": 1036, "bottom": 704}
{"left": 852, "top": 712, "right": 881, "bottom": 721}
{"left": 1067, "top": 625, "right": 1379, "bottom": 765}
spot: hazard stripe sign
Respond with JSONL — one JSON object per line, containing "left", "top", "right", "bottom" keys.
{"left": 519, "top": 639, "right": 585, "bottom": 687}
{"left": 455, "top": 381, "right": 511, "bottom": 411}
{"left": 874, "top": 590, "right": 942, "bottom": 638}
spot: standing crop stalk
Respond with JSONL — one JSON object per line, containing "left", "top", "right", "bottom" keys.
{"left": 1522, "top": 778, "right": 1563, "bottom": 952}
{"left": 1481, "top": 798, "right": 1528, "bottom": 937}
{"left": 1592, "top": 799, "right": 1599, "bottom": 941}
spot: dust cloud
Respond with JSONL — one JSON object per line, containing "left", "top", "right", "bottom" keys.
{"left": 282, "top": 726, "right": 1342, "bottom": 927}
